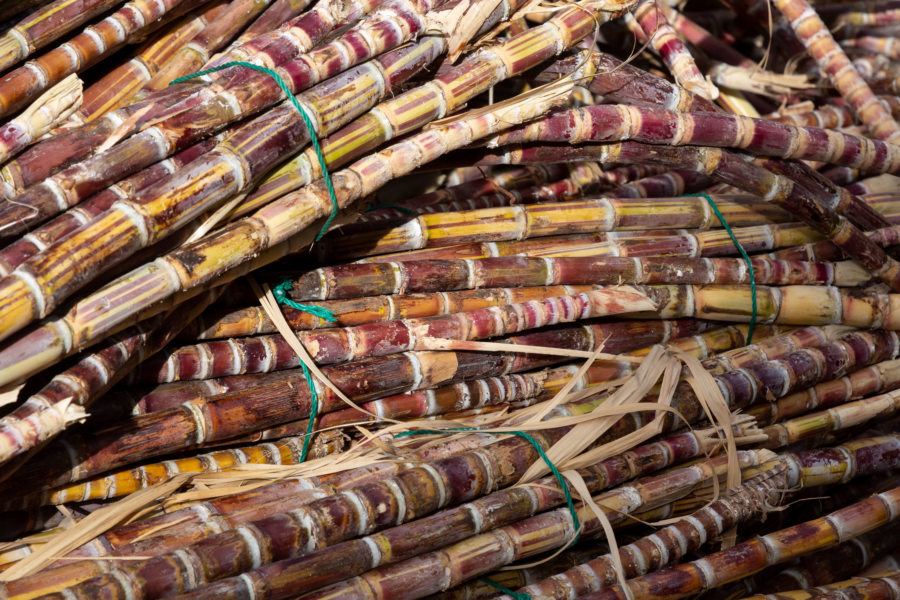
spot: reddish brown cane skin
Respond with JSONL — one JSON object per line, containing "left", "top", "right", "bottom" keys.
{"left": 747, "top": 358, "right": 900, "bottom": 427}
{"left": 75, "top": 3, "right": 227, "bottom": 122}
{"left": 0, "top": 42, "right": 609, "bottom": 386}
{"left": 0, "top": 433, "right": 505, "bottom": 596}
{"left": 0, "top": 0, "right": 125, "bottom": 73}
{"left": 627, "top": 0, "right": 718, "bottom": 99}
{"left": 463, "top": 142, "right": 900, "bottom": 291}
{"left": 0, "top": 84, "right": 205, "bottom": 192}
{"left": 0, "top": 287, "right": 222, "bottom": 466}
{"left": 775, "top": 0, "right": 900, "bottom": 143}
{"left": 576, "top": 485, "right": 900, "bottom": 600}
{"left": 13, "top": 432, "right": 713, "bottom": 599}
{"left": 509, "top": 436, "right": 900, "bottom": 600}
{"left": 150, "top": 453, "right": 767, "bottom": 600}
{"left": 0, "top": 0, "right": 199, "bottom": 119}
{"left": 0, "top": 138, "right": 219, "bottom": 276}
{"left": 0, "top": 28, "right": 449, "bottom": 345}
{"left": 286, "top": 255, "right": 861, "bottom": 302}
{"left": 2, "top": 318, "right": 712, "bottom": 493}
{"left": 490, "top": 105, "right": 900, "bottom": 183}
{"left": 0, "top": 0, "right": 436, "bottom": 236}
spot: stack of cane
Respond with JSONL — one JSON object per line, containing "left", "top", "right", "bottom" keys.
{"left": 0, "top": 0, "right": 899, "bottom": 598}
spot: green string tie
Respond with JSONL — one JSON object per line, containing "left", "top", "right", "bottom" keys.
{"left": 272, "top": 279, "right": 338, "bottom": 322}
{"left": 270, "top": 279, "right": 337, "bottom": 462}
{"left": 480, "top": 578, "right": 532, "bottom": 600}
{"left": 686, "top": 193, "right": 756, "bottom": 344}
{"left": 169, "top": 61, "right": 339, "bottom": 240}
{"left": 364, "top": 203, "right": 418, "bottom": 215}
{"left": 396, "top": 428, "right": 581, "bottom": 543}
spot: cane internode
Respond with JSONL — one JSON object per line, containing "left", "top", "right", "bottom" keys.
{"left": 0, "top": 0, "right": 899, "bottom": 598}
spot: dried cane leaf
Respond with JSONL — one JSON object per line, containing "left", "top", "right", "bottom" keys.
{"left": 0, "top": 474, "right": 190, "bottom": 581}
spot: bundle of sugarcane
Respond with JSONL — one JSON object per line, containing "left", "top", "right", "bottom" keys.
{"left": 3, "top": 0, "right": 900, "bottom": 597}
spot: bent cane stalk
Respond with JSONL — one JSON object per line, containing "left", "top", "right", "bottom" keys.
{"left": 0, "top": 318, "right": 716, "bottom": 491}
{"left": 575, "top": 485, "right": 900, "bottom": 600}
{"left": 775, "top": 0, "right": 900, "bottom": 143}
{"left": 464, "top": 142, "right": 900, "bottom": 291}
{"left": 0, "top": 62, "right": 600, "bottom": 386}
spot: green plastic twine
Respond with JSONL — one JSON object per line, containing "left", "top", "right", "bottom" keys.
{"left": 396, "top": 428, "right": 581, "bottom": 542}
{"left": 686, "top": 193, "right": 756, "bottom": 344}
{"left": 268, "top": 279, "right": 337, "bottom": 462}
{"left": 272, "top": 279, "right": 338, "bottom": 321}
{"left": 480, "top": 578, "right": 532, "bottom": 600}
{"left": 169, "top": 62, "right": 339, "bottom": 240}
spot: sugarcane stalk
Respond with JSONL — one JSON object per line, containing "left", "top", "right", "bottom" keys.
{"left": 768, "top": 224, "right": 900, "bottom": 262}
{"left": 231, "top": 0, "right": 312, "bottom": 44}
{"left": 462, "top": 142, "right": 900, "bottom": 290}
{"left": 564, "top": 51, "right": 892, "bottom": 233}
{"left": 241, "top": 454, "right": 774, "bottom": 600}
{"left": 356, "top": 222, "right": 827, "bottom": 263}
{"left": 311, "top": 323, "right": 777, "bottom": 432}
{"left": 761, "top": 387, "right": 900, "bottom": 447}
{"left": 10, "top": 431, "right": 718, "bottom": 598}
{"left": 128, "top": 269, "right": 872, "bottom": 385}
{"left": 648, "top": 324, "right": 898, "bottom": 436}
{"left": 768, "top": 104, "right": 859, "bottom": 129}
{"left": 0, "top": 431, "right": 506, "bottom": 597}
{"left": 0, "top": 36, "right": 453, "bottom": 344}
{"left": 132, "top": 286, "right": 674, "bottom": 382}
{"left": 666, "top": 5, "right": 755, "bottom": 68}
{"left": 18, "top": 429, "right": 347, "bottom": 508}
{"left": 625, "top": 0, "right": 719, "bottom": 99}
{"left": 753, "top": 526, "right": 900, "bottom": 595}
{"left": 508, "top": 436, "right": 900, "bottom": 600}
{"left": 0, "top": 136, "right": 220, "bottom": 276}
{"left": 362, "top": 164, "right": 572, "bottom": 220}
{"left": 0, "top": 318, "right": 715, "bottom": 493}
{"left": 600, "top": 170, "right": 714, "bottom": 199}
{"left": 755, "top": 157, "right": 889, "bottom": 232}
{"left": 740, "top": 573, "right": 900, "bottom": 600}
{"left": 74, "top": 2, "right": 229, "bottom": 122}
{"left": 47, "top": 374, "right": 544, "bottom": 502}
{"left": 0, "top": 284, "right": 223, "bottom": 466}
{"left": 142, "top": 0, "right": 273, "bottom": 93}
{"left": 283, "top": 255, "right": 869, "bottom": 303}
{"left": 845, "top": 174, "right": 900, "bottom": 195}
{"left": 843, "top": 36, "right": 900, "bottom": 59}
{"left": 0, "top": 76, "right": 81, "bottom": 168}
{"left": 747, "top": 358, "right": 900, "bottom": 426}
{"left": 0, "top": 0, "right": 126, "bottom": 73}
{"left": 488, "top": 105, "right": 900, "bottom": 186}
{"left": 0, "top": 56, "right": 604, "bottom": 386}
{"left": 313, "top": 196, "right": 804, "bottom": 260}
{"left": 134, "top": 319, "right": 759, "bottom": 413}
{"left": 701, "top": 325, "right": 850, "bottom": 375}
{"left": 822, "top": 165, "right": 862, "bottom": 186}
{"left": 0, "top": 2, "right": 447, "bottom": 237}
{"left": 0, "top": 0, "right": 205, "bottom": 119}
{"left": 358, "top": 164, "right": 599, "bottom": 222}
{"left": 584, "top": 51, "right": 720, "bottom": 113}
{"left": 429, "top": 544, "right": 603, "bottom": 600}
{"left": 566, "top": 484, "right": 900, "bottom": 600}
{"left": 105, "top": 451, "right": 768, "bottom": 600}
{"left": 0, "top": 83, "right": 206, "bottom": 193}
{"left": 187, "top": 284, "right": 612, "bottom": 338}
{"left": 776, "top": 0, "right": 900, "bottom": 142}
{"left": 0, "top": 0, "right": 398, "bottom": 196}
